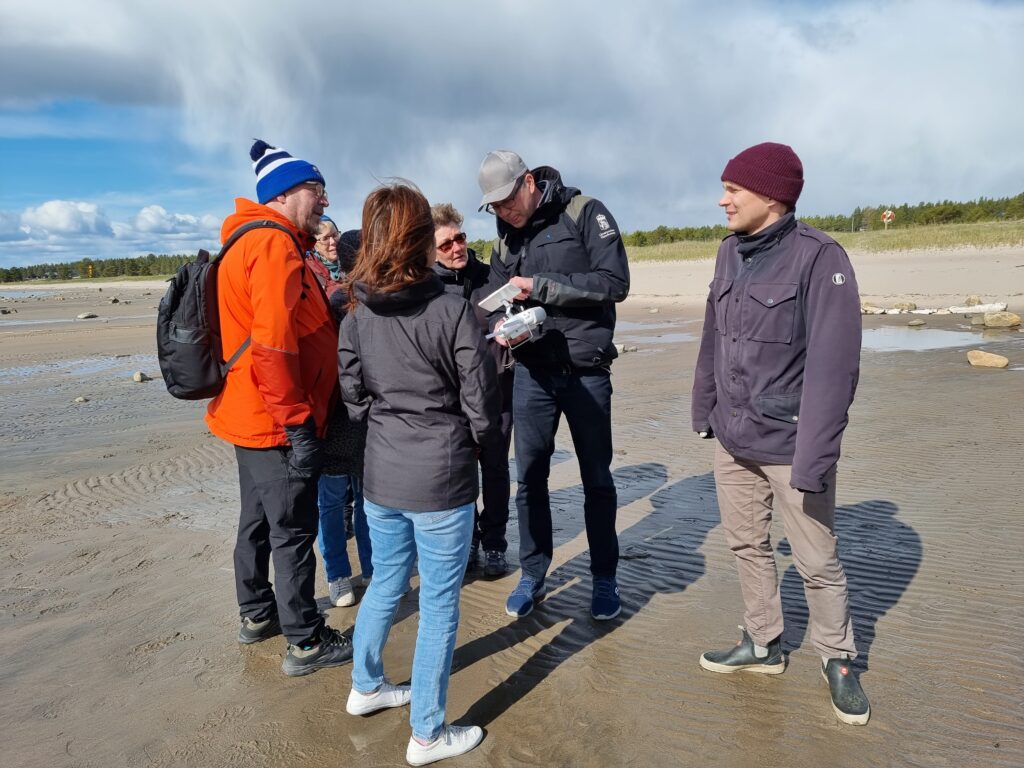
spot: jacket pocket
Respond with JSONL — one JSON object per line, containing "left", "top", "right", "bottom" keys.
{"left": 746, "top": 282, "right": 797, "bottom": 343}
{"left": 711, "top": 278, "right": 732, "bottom": 335}
{"left": 756, "top": 392, "right": 801, "bottom": 424}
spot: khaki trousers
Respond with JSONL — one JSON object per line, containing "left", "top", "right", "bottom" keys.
{"left": 713, "top": 442, "right": 857, "bottom": 659}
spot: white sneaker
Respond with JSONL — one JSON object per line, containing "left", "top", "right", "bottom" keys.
{"left": 346, "top": 679, "right": 412, "bottom": 715}
{"left": 406, "top": 724, "right": 484, "bottom": 766}
{"left": 329, "top": 577, "right": 357, "bottom": 607}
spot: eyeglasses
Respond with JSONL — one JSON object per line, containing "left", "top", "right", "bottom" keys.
{"left": 436, "top": 232, "right": 468, "bottom": 254}
{"left": 301, "top": 182, "right": 328, "bottom": 201}
{"left": 486, "top": 175, "right": 525, "bottom": 216}
{"left": 315, "top": 232, "right": 338, "bottom": 243}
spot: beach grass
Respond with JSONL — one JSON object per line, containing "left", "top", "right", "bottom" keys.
{"left": 628, "top": 219, "right": 1024, "bottom": 262}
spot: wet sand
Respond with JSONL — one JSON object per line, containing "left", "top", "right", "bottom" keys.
{"left": 1, "top": 248, "right": 1023, "bottom": 767}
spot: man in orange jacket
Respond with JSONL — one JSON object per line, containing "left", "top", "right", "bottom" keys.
{"left": 206, "top": 139, "right": 352, "bottom": 676}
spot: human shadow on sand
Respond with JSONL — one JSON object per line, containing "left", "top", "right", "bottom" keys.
{"left": 777, "top": 499, "right": 921, "bottom": 671}
{"left": 452, "top": 470, "right": 719, "bottom": 729}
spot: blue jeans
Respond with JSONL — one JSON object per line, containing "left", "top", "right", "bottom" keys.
{"left": 352, "top": 499, "right": 474, "bottom": 741}
{"left": 513, "top": 365, "right": 618, "bottom": 580}
{"left": 317, "top": 474, "right": 373, "bottom": 582}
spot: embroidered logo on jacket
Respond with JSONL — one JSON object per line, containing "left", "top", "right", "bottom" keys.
{"left": 596, "top": 214, "right": 610, "bottom": 230}
{"left": 832, "top": 273, "right": 846, "bottom": 285}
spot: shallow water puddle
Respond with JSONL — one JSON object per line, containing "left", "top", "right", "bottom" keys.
{"left": 861, "top": 327, "right": 1002, "bottom": 352}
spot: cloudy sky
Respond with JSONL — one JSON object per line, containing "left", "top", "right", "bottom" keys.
{"left": 1, "top": 0, "right": 1021, "bottom": 267}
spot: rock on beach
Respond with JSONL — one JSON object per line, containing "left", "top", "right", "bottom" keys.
{"left": 967, "top": 350, "right": 1009, "bottom": 368}
{"left": 983, "top": 311, "right": 1021, "bottom": 328}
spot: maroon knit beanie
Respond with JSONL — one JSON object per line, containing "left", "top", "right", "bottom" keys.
{"left": 721, "top": 142, "right": 804, "bottom": 207}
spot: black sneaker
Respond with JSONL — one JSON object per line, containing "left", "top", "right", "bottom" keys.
{"left": 699, "top": 626, "right": 785, "bottom": 674}
{"left": 483, "top": 550, "right": 509, "bottom": 578}
{"left": 238, "top": 615, "right": 281, "bottom": 645}
{"left": 822, "top": 658, "right": 870, "bottom": 725}
{"left": 281, "top": 625, "right": 353, "bottom": 677}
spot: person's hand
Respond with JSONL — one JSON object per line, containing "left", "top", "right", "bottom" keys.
{"left": 697, "top": 427, "right": 714, "bottom": 439}
{"left": 285, "top": 418, "right": 324, "bottom": 478}
{"left": 509, "top": 276, "right": 534, "bottom": 300}
{"left": 493, "top": 317, "right": 530, "bottom": 348}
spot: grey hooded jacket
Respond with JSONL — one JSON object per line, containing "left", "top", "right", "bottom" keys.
{"left": 339, "top": 275, "right": 501, "bottom": 511}
{"left": 691, "top": 214, "right": 862, "bottom": 493}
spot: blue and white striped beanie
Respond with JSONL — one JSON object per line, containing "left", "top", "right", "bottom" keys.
{"left": 250, "top": 139, "right": 325, "bottom": 204}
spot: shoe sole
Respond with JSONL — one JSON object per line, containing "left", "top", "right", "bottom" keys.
{"left": 591, "top": 605, "right": 622, "bottom": 621}
{"left": 699, "top": 654, "right": 786, "bottom": 675}
{"left": 281, "top": 655, "right": 353, "bottom": 677}
{"left": 406, "top": 728, "right": 484, "bottom": 766}
{"left": 346, "top": 693, "right": 411, "bottom": 716}
{"left": 505, "top": 588, "right": 545, "bottom": 618}
{"left": 331, "top": 595, "right": 357, "bottom": 607}
{"left": 238, "top": 623, "right": 281, "bottom": 645}
{"left": 820, "top": 669, "right": 870, "bottom": 725}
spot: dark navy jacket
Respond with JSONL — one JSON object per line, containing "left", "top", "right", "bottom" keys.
{"left": 691, "top": 215, "right": 861, "bottom": 492}
{"left": 487, "top": 166, "right": 630, "bottom": 371}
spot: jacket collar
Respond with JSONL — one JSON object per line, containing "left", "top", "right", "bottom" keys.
{"left": 353, "top": 274, "right": 444, "bottom": 313}
{"left": 736, "top": 213, "right": 797, "bottom": 261}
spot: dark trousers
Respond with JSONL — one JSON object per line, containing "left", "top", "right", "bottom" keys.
{"left": 512, "top": 365, "right": 618, "bottom": 580}
{"left": 234, "top": 445, "right": 324, "bottom": 645}
{"left": 474, "top": 366, "right": 515, "bottom": 552}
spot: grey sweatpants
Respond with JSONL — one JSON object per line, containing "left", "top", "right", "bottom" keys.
{"left": 713, "top": 442, "right": 857, "bottom": 659}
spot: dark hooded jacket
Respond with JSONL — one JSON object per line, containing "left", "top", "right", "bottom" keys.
{"left": 433, "top": 248, "right": 513, "bottom": 373}
{"left": 691, "top": 214, "right": 862, "bottom": 493}
{"left": 338, "top": 275, "right": 501, "bottom": 511}
{"left": 487, "top": 166, "right": 630, "bottom": 371}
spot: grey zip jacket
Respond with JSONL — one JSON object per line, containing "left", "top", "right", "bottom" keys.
{"left": 339, "top": 275, "right": 501, "bottom": 511}
{"left": 691, "top": 215, "right": 862, "bottom": 493}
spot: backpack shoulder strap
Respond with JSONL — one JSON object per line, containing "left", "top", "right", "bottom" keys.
{"left": 564, "top": 194, "right": 593, "bottom": 226}
{"left": 214, "top": 220, "right": 305, "bottom": 372}
{"left": 495, "top": 195, "right": 594, "bottom": 268}
{"left": 216, "top": 220, "right": 304, "bottom": 261}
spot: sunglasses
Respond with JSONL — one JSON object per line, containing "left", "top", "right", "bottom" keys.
{"left": 437, "top": 232, "right": 468, "bottom": 254}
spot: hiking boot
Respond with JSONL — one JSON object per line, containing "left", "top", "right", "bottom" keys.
{"left": 281, "top": 625, "right": 353, "bottom": 677}
{"left": 822, "top": 658, "right": 870, "bottom": 725}
{"left": 505, "top": 575, "right": 545, "bottom": 618}
{"left": 237, "top": 615, "right": 281, "bottom": 644}
{"left": 591, "top": 576, "right": 622, "bottom": 620}
{"left": 483, "top": 550, "right": 509, "bottom": 578}
{"left": 406, "top": 724, "right": 484, "bottom": 766}
{"left": 346, "top": 679, "right": 412, "bottom": 716}
{"left": 329, "top": 576, "right": 357, "bottom": 607}
{"left": 699, "top": 627, "right": 785, "bottom": 674}
{"left": 466, "top": 539, "right": 481, "bottom": 573}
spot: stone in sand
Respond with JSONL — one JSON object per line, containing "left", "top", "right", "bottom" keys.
{"left": 649, "top": 308, "right": 659, "bottom": 314}
{"left": 109, "top": 297, "right": 119, "bottom": 304}
{"left": 964, "top": 295, "right": 983, "bottom": 307}
{"left": 893, "top": 301, "right": 917, "bottom": 311}
{"left": 132, "top": 371, "right": 152, "bottom": 383}
{"left": 983, "top": 311, "right": 1021, "bottom": 328}
{"left": 967, "top": 350, "right": 1009, "bottom": 368}
{"left": 970, "top": 314, "right": 987, "bottom": 326}
{"left": 861, "top": 302, "right": 884, "bottom": 315}
{"left": 76, "top": 312, "right": 98, "bottom": 320}
{"left": 73, "top": 396, "right": 89, "bottom": 403}
{"left": 908, "top": 319, "right": 926, "bottom": 327}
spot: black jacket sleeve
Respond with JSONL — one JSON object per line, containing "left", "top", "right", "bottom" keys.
{"left": 452, "top": 301, "right": 502, "bottom": 449}
{"left": 338, "top": 312, "right": 370, "bottom": 422}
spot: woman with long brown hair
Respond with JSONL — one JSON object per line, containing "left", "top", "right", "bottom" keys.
{"left": 339, "top": 181, "right": 501, "bottom": 765}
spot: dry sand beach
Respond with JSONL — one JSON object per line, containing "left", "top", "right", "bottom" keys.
{"left": 1, "top": 247, "right": 1023, "bottom": 768}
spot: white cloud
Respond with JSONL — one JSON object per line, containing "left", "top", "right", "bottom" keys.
{"left": 134, "top": 204, "right": 218, "bottom": 235}
{"left": 0, "top": 0, "right": 1022, "bottom": 261}
{"left": 21, "top": 200, "right": 114, "bottom": 237}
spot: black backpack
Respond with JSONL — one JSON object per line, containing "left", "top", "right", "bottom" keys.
{"left": 156, "top": 220, "right": 303, "bottom": 400}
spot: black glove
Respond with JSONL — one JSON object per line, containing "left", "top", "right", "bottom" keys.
{"left": 285, "top": 417, "right": 324, "bottom": 478}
